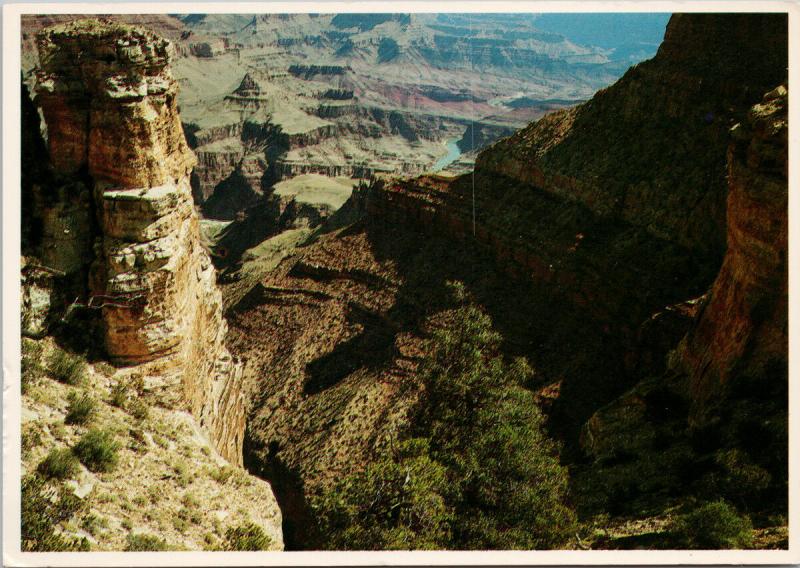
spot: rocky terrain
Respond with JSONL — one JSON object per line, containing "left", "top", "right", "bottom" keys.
{"left": 22, "top": 337, "right": 283, "bottom": 551}
{"left": 218, "top": 13, "right": 788, "bottom": 549}
{"left": 21, "top": 20, "right": 282, "bottom": 551}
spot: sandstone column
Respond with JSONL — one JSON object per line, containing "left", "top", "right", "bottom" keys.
{"left": 35, "top": 19, "right": 247, "bottom": 464}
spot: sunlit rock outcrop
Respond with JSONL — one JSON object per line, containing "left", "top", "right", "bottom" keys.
{"left": 34, "top": 19, "right": 247, "bottom": 464}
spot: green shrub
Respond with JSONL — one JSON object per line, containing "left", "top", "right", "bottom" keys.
{"left": 73, "top": 429, "right": 119, "bottom": 472}
{"left": 128, "top": 428, "right": 148, "bottom": 453}
{"left": 126, "top": 532, "right": 169, "bottom": 551}
{"left": 203, "top": 532, "right": 217, "bottom": 548}
{"left": 182, "top": 492, "right": 200, "bottom": 508}
{"left": 37, "top": 448, "right": 80, "bottom": 480}
{"left": 21, "top": 424, "right": 43, "bottom": 457}
{"left": 223, "top": 522, "right": 272, "bottom": 551}
{"left": 673, "top": 500, "right": 753, "bottom": 549}
{"left": 21, "top": 338, "right": 44, "bottom": 395}
{"left": 64, "top": 391, "right": 97, "bottom": 425}
{"left": 94, "top": 361, "right": 117, "bottom": 377}
{"left": 172, "top": 515, "right": 189, "bottom": 533}
{"left": 47, "top": 348, "right": 87, "bottom": 386}
{"left": 173, "top": 460, "right": 191, "bottom": 487}
{"left": 209, "top": 465, "right": 235, "bottom": 484}
{"left": 21, "top": 474, "right": 89, "bottom": 551}
{"left": 128, "top": 399, "right": 149, "bottom": 422}
{"left": 81, "top": 513, "right": 108, "bottom": 536}
{"left": 109, "top": 381, "right": 128, "bottom": 408}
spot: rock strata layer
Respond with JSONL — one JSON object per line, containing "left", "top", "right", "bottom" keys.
{"left": 677, "top": 84, "right": 788, "bottom": 419}
{"left": 34, "top": 19, "right": 247, "bottom": 464}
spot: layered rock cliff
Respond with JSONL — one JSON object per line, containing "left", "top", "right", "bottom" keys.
{"left": 677, "top": 84, "right": 788, "bottom": 419}
{"left": 32, "top": 19, "right": 247, "bottom": 464}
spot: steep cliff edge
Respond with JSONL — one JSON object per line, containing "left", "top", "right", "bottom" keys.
{"left": 477, "top": 13, "right": 787, "bottom": 260}
{"left": 22, "top": 20, "right": 283, "bottom": 550}
{"left": 678, "top": 84, "right": 787, "bottom": 418}
{"left": 33, "top": 19, "right": 247, "bottom": 463}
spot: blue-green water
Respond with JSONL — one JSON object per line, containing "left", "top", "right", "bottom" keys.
{"left": 432, "top": 140, "right": 462, "bottom": 172}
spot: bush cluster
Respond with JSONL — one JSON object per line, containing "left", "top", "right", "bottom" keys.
{"left": 73, "top": 428, "right": 119, "bottom": 472}
{"left": 47, "top": 348, "right": 87, "bottom": 386}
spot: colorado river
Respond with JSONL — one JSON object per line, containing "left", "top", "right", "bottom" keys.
{"left": 431, "top": 139, "right": 462, "bottom": 172}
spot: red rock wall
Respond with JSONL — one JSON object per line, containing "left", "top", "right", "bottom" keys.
{"left": 34, "top": 19, "right": 248, "bottom": 464}
{"left": 677, "top": 84, "right": 788, "bottom": 417}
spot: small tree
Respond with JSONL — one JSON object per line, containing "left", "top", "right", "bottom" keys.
{"left": 313, "top": 438, "right": 453, "bottom": 550}
{"left": 415, "top": 285, "right": 576, "bottom": 549}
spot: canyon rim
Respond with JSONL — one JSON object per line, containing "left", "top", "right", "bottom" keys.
{"left": 4, "top": 4, "right": 795, "bottom": 564}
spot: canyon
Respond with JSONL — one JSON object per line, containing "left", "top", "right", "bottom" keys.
{"left": 18, "top": 11, "right": 788, "bottom": 553}
{"left": 22, "top": 13, "right": 667, "bottom": 225}
{"left": 220, "top": 13, "right": 788, "bottom": 549}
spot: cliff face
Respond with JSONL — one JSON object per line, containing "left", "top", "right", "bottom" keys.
{"left": 477, "top": 14, "right": 787, "bottom": 261}
{"left": 677, "top": 84, "right": 788, "bottom": 418}
{"left": 574, "top": 86, "right": 788, "bottom": 533}
{"left": 32, "top": 20, "right": 246, "bottom": 465}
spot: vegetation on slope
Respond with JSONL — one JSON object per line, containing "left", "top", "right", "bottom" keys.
{"left": 311, "top": 283, "right": 576, "bottom": 549}
{"left": 20, "top": 337, "right": 283, "bottom": 551}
